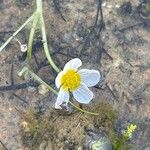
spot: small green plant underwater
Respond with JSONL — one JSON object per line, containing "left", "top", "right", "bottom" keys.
{"left": 92, "top": 103, "right": 137, "bottom": 150}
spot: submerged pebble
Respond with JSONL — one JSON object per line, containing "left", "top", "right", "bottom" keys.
{"left": 83, "top": 129, "right": 112, "bottom": 150}
{"left": 120, "top": 2, "right": 132, "bottom": 15}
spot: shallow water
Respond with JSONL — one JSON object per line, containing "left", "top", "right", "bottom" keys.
{"left": 0, "top": 0, "right": 150, "bottom": 149}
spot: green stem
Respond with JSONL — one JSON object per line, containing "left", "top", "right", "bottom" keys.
{"left": 26, "top": 0, "right": 42, "bottom": 60}
{"left": 40, "top": 15, "right": 60, "bottom": 73}
{"left": 37, "top": 0, "right": 60, "bottom": 73}
{"left": 0, "top": 13, "right": 36, "bottom": 52}
{"left": 18, "top": 67, "right": 58, "bottom": 95}
{"left": 69, "top": 101, "right": 99, "bottom": 116}
{"left": 36, "top": 0, "right": 60, "bottom": 72}
{"left": 0, "top": 0, "right": 60, "bottom": 74}
{"left": 36, "top": 0, "right": 42, "bottom": 12}
{"left": 26, "top": 14, "right": 39, "bottom": 61}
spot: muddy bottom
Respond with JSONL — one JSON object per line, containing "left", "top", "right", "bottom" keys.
{"left": 0, "top": 0, "right": 150, "bottom": 150}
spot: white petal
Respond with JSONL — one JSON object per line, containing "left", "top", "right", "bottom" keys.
{"left": 78, "top": 69, "right": 100, "bottom": 87}
{"left": 55, "top": 88, "right": 69, "bottom": 109}
{"left": 64, "top": 58, "right": 82, "bottom": 71}
{"left": 55, "top": 71, "right": 64, "bottom": 89}
{"left": 73, "top": 83, "right": 94, "bottom": 104}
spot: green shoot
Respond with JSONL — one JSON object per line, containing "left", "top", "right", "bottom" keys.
{"left": 0, "top": 0, "right": 60, "bottom": 73}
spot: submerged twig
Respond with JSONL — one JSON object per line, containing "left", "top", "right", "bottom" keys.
{"left": 105, "top": 83, "right": 119, "bottom": 102}
{"left": 13, "top": 93, "right": 29, "bottom": 105}
{"left": 52, "top": 0, "right": 66, "bottom": 21}
{"left": 0, "top": 82, "right": 38, "bottom": 91}
{"left": 118, "top": 19, "right": 150, "bottom": 32}
{"left": 0, "top": 140, "right": 8, "bottom": 150}
{"left": 33, "top": 53, "right": 40, "bottom": 67}
{"left": 96, "top": 0, "right": 105, "bottom": 33}
{"left": 10, "top": 63, "right": 14, "bottom": 86}
{"left": 79, "top": 0, "right": 110, "bottom": 63}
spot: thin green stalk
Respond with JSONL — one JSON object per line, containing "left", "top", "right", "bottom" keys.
{"left": 40, "top": 15, "right": 60, "bottom": 73}
{"left": 0, "top": 0, "right": 60, "bottom": 74}
{"left": 0, "top": 13, "right": 36, "bottom": 52}
{"left": 18, "top": 66, "right": 58, "bottom": 95}
{"left": 69, "top": 101, "right": 99, "bottom": 116}
{"left": 36, "top": 0, "right": 42, "bottom": 12}
{"left": 36, "top": 0, "right": 60, "bottom": 73}
{"left": 26, "top": 14, "right": 39, "bottom": 61}
{"left": 26, "top": 0, "right": 42, "bottom": 60}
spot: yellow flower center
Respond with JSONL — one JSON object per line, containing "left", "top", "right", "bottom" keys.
{"left": 61, "top": 69, "right": 81, "bottom": 91}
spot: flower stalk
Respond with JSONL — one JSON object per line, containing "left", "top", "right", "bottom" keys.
{"left": 18, "top": 66, "right": 58, "bottom": 95}
{"left": 0, "top": 0, "right": 60, "bottom": 72}
{"left": 0, "top": 13, "right": 36, "bottom": 52}
{"left": 36, "top": 0, "right": 42, "bottom": 12}
{"left": 69, "top": 101, "right": 99, "bottom": 116}
{"left": 40, "top": 15, "right": 60, "bottom": 72}
{"left": 26, "top": 13, "right": 39, "bottom": 60}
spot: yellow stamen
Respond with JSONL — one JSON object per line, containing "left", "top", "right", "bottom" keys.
{"left": 61, "top": 69, "right": 81, "bottom": 91}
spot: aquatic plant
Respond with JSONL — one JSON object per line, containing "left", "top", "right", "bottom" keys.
{"left": 0, "top": 0, "right": 59, "bottom": 72}
{"left": 55, "top": 58, "right": 100, "bottom": 109}
{"left": 110, "top": 123, "right": 137, "bottom": 150}
{"left": 0, "top": 0, "right": 138, "bottom": 149}
{"left": 92, "top": 104, "right": 135, "bottom": 150}
{"left": 110, "top": 132, "right": 131, "bottom": 150}
{"left": 19, "top": 62, "right": 100, "bottom": 116}
{"left": 123, "top": 124, "right": 137, "bottom": 139}
{"left": 0, "top": 0, "right": 100, "bottom": 115}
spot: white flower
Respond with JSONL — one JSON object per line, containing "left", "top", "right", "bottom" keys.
{"left": 55, "top": 58, "right": 101, "bottom": 109}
